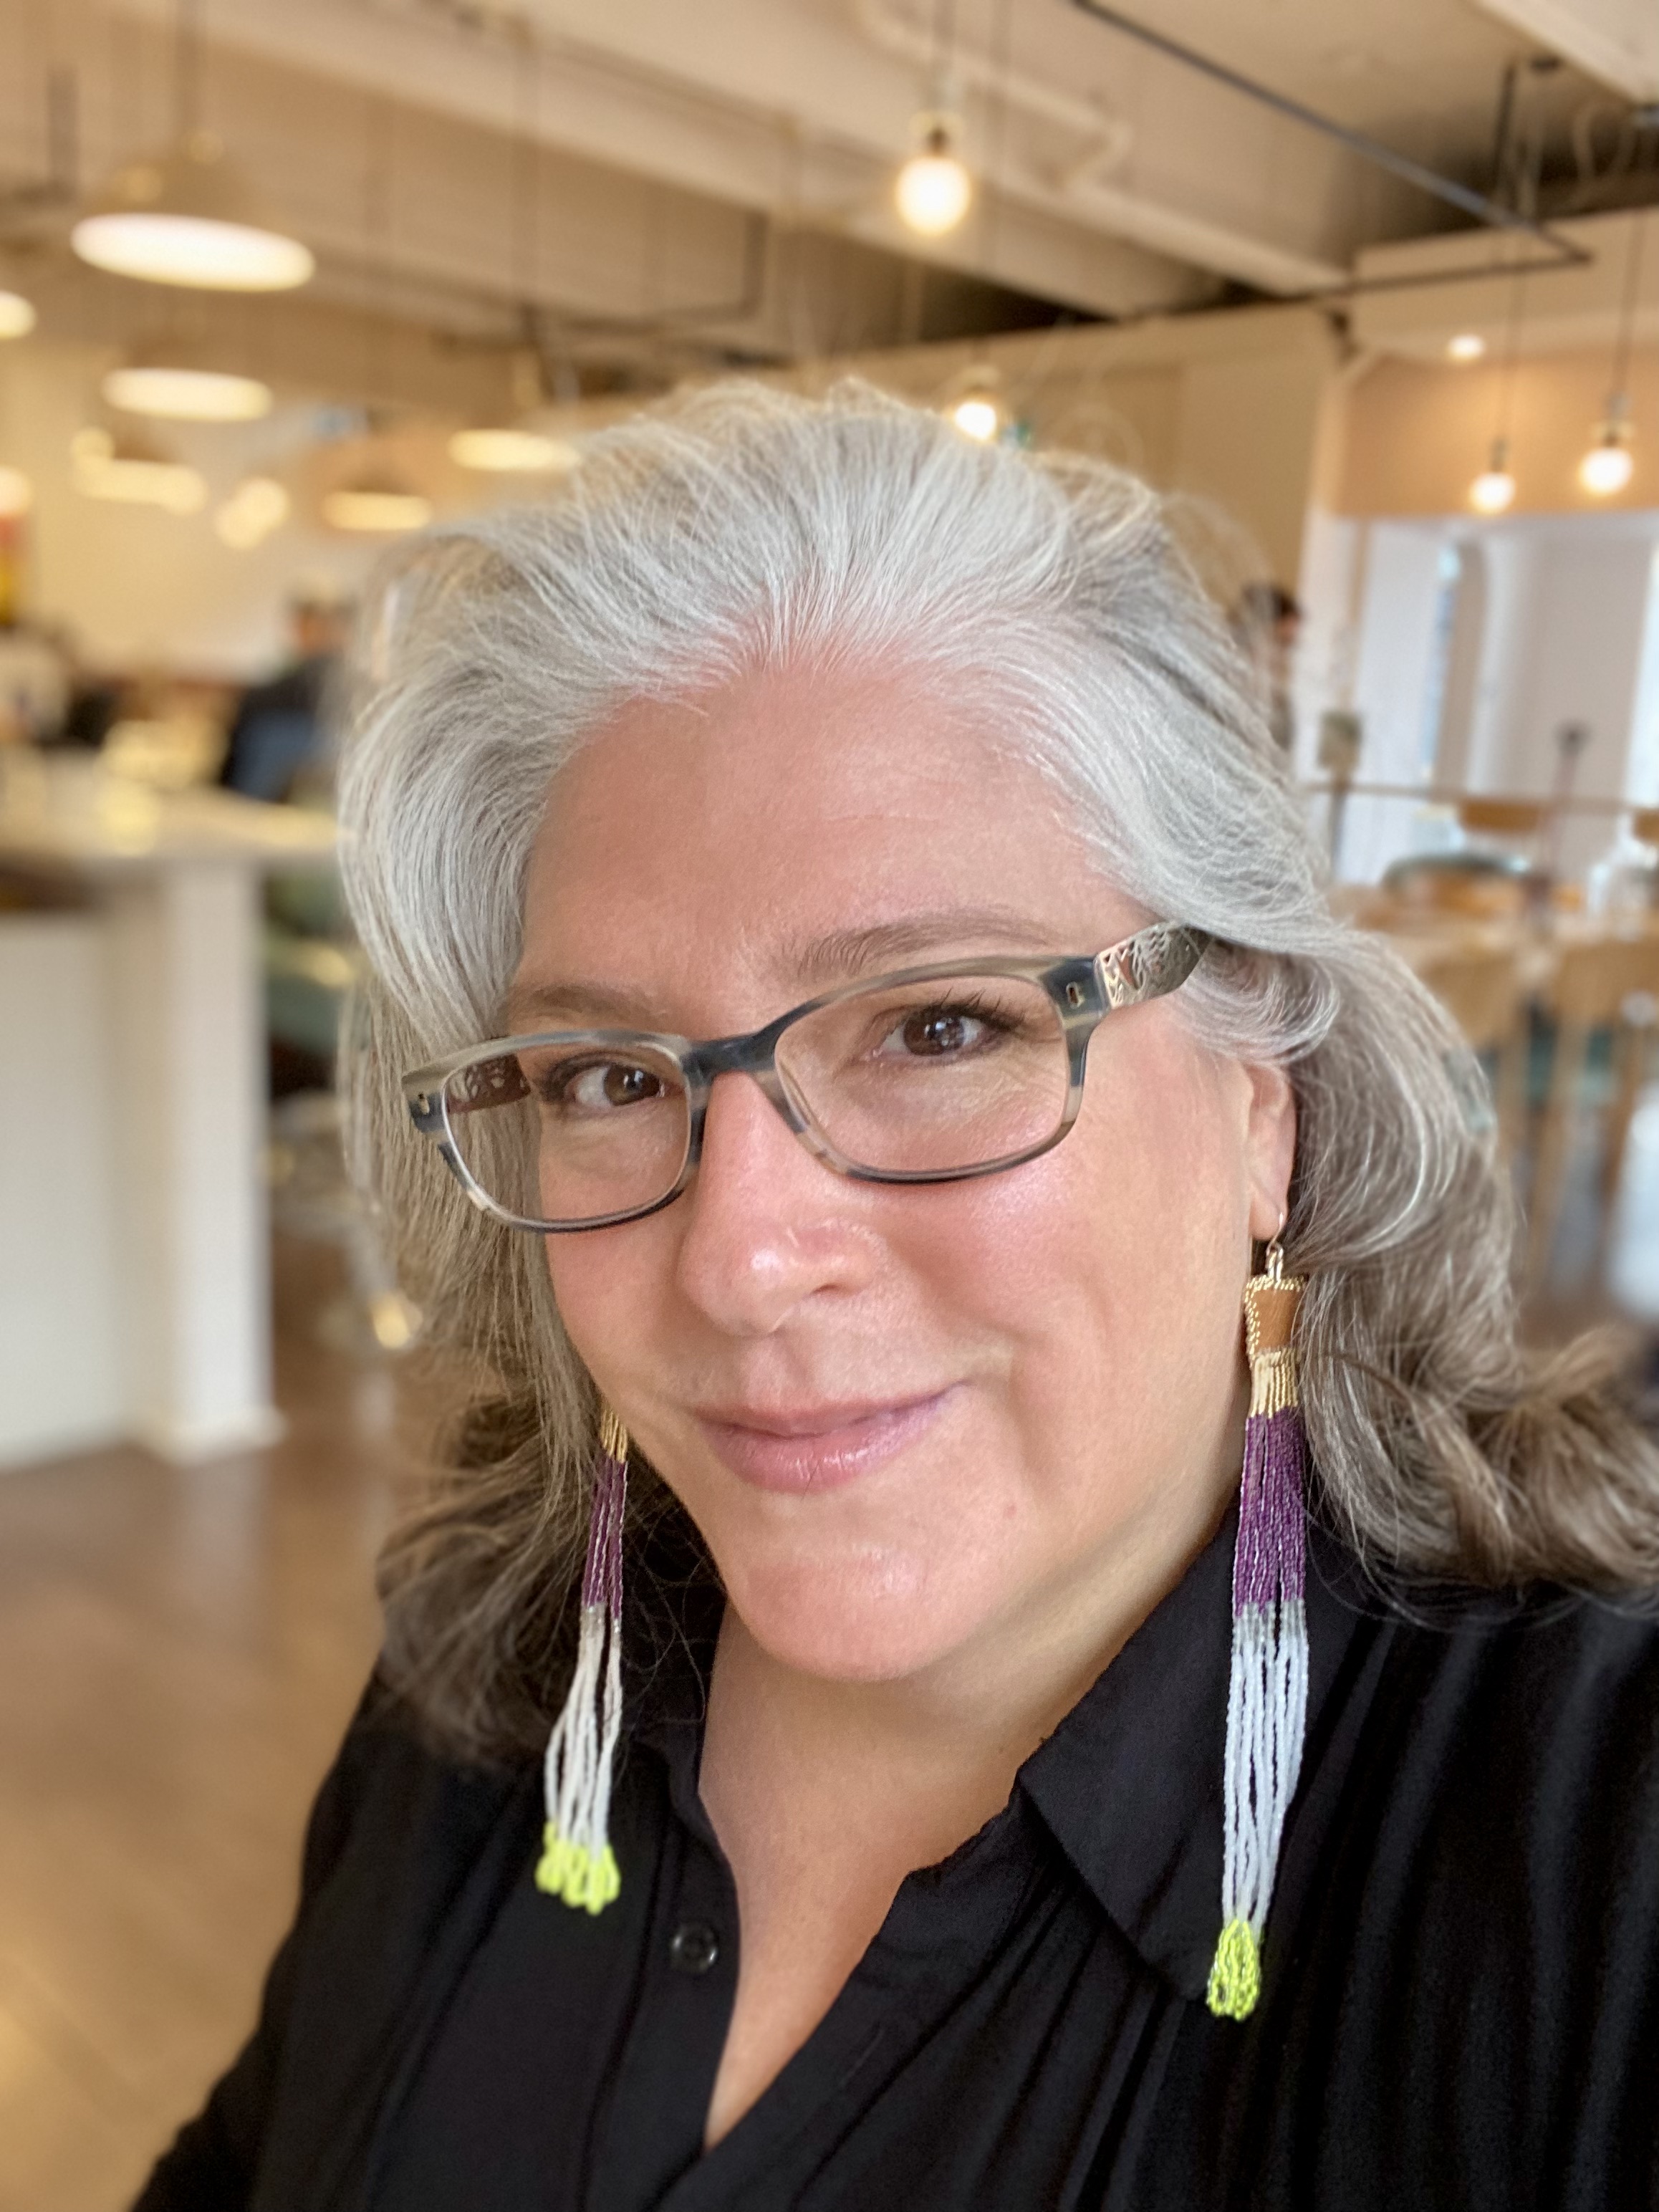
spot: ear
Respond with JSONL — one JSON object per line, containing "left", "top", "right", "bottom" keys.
{"left": 1241, "top": 1060, "right": 1297, "bottom": 1244}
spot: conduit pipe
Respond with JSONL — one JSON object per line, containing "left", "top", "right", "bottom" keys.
{"left": 850, "top": 0, "right": 1348, "bottom": 295}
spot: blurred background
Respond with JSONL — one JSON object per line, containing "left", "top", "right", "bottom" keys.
{"left": 1, "top": 1, "right": 1658, "bottom": 2203}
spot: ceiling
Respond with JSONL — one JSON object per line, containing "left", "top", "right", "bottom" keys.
{"left": 1, "top": 0, "right": 1656, "bottom": 400}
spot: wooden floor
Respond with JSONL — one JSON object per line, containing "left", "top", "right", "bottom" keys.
{"left": 0, "top": 1242, "right": 433, "bottom": 2212}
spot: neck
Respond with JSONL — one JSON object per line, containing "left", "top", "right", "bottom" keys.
{"left": 702, "top": 1398, "right": 1243, "bottom": 1868}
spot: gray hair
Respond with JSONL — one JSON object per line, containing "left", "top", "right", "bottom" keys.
{"left": 341, "top": 379, "right": 1659, "bottom": 1759}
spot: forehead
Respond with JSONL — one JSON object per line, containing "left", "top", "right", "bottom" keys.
{"left": 516, "top": 658, "right": 1133, "bottom": 1021}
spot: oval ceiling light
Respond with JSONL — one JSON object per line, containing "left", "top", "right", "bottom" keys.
{"left": 322, "top": 471, "right": 432, "bottom": 534}
{"left": 0, "top": 290, "right": 37, "bottom": 339}
{"left": 71, "top": 425, "right": 207, "bottom": 513}
{"left": 448, "top": 425, "right": 580, "bottom": 473}
{"left": 1468, "top": 438, "right": 1516, "bottom": 516}
{"left": 1446, "top": 332, "right": 1486, "bottom": 362}
{"left": 0, "top": 466, "right": 32, "bottom": 516}
{"left": 103, "top": 361, "right": 274, "bottom": 422}
{"left": 72, "top": 133, "right": 313, "bottom": 292}
{"left": 896, "top": 115, "right": 973, "bottom": 238}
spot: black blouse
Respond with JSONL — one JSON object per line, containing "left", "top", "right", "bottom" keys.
{"left": 135, "top": 1508, "right": 1659, "bottom": 2212}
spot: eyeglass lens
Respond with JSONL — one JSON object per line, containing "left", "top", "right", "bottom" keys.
{"left": 441, "top": 971, "right": 1072, "bottom": 1226}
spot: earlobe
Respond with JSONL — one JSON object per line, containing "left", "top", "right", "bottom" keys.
{"left": 1243, "top": 1062, "right": 1297, "bottom": 1244}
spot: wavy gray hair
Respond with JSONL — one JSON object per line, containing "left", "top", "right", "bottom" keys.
{"left": 340, "top": 378, "right": 1659, "bottom": 1760}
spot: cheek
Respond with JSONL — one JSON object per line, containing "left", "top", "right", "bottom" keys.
{"left": 981, "top": 1026, "right": 1254, "bottom": 1483}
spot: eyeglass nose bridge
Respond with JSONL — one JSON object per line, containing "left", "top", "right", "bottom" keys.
{"left": 679, "top": 1019, "right": 840, "bottom": 1178}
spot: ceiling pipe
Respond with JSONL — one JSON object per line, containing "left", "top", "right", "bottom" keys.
{"left": 1070, "top": 0, "right": 1592, "bottom": 284}
{"left": 850, "top": 0, "right": 1347, "bottom": 294}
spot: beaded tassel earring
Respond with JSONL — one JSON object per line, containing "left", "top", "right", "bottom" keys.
{"left": 535, "top": 1405, "right": 629, "bottom": 1914}
{"left": 1206, "top": 1237, "right": 1310, "bottom": 2021}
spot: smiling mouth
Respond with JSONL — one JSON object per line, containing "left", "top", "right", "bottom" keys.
{"left": 693, "top": 1390, "right": 953, "bottom": 1494}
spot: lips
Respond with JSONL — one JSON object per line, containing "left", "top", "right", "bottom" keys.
{"left": 693, "top": 1389, "right": 951, "bottom": 1494}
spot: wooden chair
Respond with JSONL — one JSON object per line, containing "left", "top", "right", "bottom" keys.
{"left": 1412, "top": 942, "right": 1528, "bottom": 1159}
{"left": 1525, "top": 925, "right": 1659, "bottom": 1287}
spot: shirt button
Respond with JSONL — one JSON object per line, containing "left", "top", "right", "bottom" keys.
{"left": 668, "top": 1920, "right": 721, "bottom": 1976}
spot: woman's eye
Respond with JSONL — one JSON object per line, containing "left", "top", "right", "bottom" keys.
{"left": 891, "top": 1006, "right": 987, "bottom": 1057}
{"left": 548, "top": 1060, "right": 666, "bottom": 1112}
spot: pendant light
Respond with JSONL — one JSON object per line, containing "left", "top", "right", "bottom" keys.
{"left": 895, "top": 0, "right": 972, "bottom": 238}
{"left": 1466, "top": 87, "right": 1545, "bottom": 518}
{"left": 321, "top": 469, "right": 431, "bottom": 534}
{"left": 939, "top": 363, "right": 1004, "bottom": 442}
{"left": 1578, "top": 213, "right": 1645, "bottom": 501}
{"left": 448, "top": 38, "right": 579, "bottom": 477}
{"left": 897, "top": 113, "right": 973, "bottom": 237}
{"left": 103, "top": 342, "right": 273, "bottom": 422}
{"left": 1468, "top": 438, "right": 1516, "bottom": 514}
{"left": 0, "top": 292, "right": 37, "bottom": 340}
{"left": 324, "top": 102, "right": 430, "bottom": 535}
{"left": 71, "top": 425, "right": 206, "bottom": 512}
{"left": 72, "top": 1, "right": 312, "bottom": 292}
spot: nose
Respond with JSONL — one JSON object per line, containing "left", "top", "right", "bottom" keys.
{"left": 670, "top": 1071, "right": 876, "bottom": 1337}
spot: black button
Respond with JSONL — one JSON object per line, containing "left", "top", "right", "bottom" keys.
{"left": 668, "top": 1920, "right": 720, "bottom": 1976}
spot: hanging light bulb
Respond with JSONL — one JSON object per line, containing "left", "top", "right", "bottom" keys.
{"left": 1580, "top": 219, "right": 1647, "bottom": 501}
{"left": 1579, "top": 418, "right": 1634, "bottom": 497}
{"left": 895, "top": 114, "right": 973, "bottom": 237}
{"left": 0, "top": 291, "right": 37, "bottom": 339}
{"left": 951, "top": 394, "right": 1001, "bottom": 441}
{"left": 71, "top": 425, "right": 206, "bottom": 512}
{"left": 73, "top": 132, "right": 313, "bottom": 292}
{"left": 1446, "top": 332, "right": 1486, "bottom": 363}
{"left": 0, "top": 466, "right": 32, "bottom": 516}
{"left": 1468, "top": 437, "right": 1516, "bottom": 515}
{"left": 103, "top": 350, "right": 273, "bottom": 422}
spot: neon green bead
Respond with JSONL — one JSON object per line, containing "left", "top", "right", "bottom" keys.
{"left": 1206, "top": 1917, "right": 1261, "bottom": 2020}
{"left": 535, "top": 1824, "right": 620, "bottom": 1913}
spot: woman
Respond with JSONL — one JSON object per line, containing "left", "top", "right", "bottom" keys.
{"left": 138, "top": 383, "right": 1659, "bottom": 2211}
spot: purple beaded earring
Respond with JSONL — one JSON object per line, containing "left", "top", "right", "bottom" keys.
{"left": 1206, "top": 1237, "right": 1310, "bottom": 2021}
{"left": 536, "top": 1405, "right": 629, "bottom": 1914}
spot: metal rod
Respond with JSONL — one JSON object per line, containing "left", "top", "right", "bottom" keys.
{"left": 1069, "top": 0, "right": 1591, "bottom": 274}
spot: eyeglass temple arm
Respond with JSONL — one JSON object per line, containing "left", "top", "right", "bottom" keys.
{"left": 1096, "top": 923, "right": 1211, "bottom": 1011}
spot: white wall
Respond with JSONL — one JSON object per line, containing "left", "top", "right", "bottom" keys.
{"left": 1298, "top": 501, "right": 1659, "bottom": 882}
{"left": 1338, "top": 521, "right": 1450, "bottom": 882}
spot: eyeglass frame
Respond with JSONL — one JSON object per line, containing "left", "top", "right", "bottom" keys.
{"left": 403, "top": 919, "right": 1212, "bottom": 1234}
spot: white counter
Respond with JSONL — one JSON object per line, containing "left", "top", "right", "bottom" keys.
{"left": 0, "top": 756, "right": 337, "bottom": 1467}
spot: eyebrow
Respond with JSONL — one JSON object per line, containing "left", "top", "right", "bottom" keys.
{"left": 504, "top": 904, "right": 1067, "bottom": 1034}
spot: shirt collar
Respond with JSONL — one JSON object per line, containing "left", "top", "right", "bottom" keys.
{"left": 1017, "top": 1501, "right": 1367, "bottom": 2001}
{"left": 622, "top": 1496, "right": 1370, "bottom": 2004}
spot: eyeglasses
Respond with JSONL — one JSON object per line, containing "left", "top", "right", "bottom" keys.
{"left": 403, "top": 920, "right": 1210, "bottom": 1234}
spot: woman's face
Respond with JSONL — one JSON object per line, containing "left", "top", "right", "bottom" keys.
{"left": 514, "top": 660, "right": 1294, "bottom": 1684}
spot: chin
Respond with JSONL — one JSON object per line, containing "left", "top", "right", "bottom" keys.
{"left": 719, "top": 1539, "right": 1003, "bottom": 1683}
